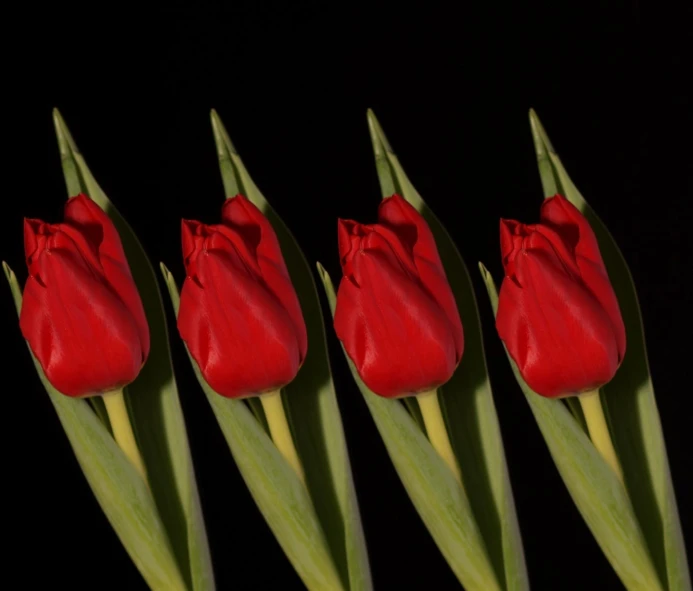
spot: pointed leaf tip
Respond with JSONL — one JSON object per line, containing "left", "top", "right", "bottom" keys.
{"left": 210, "top": 109, "right": 238, "bottom": 156}
{"left": 2, "top": 261, "right": 12, "bottom": 281}
{"left": 528, "top": 109, "right": 556, "bottom": 155}
{"left": 478, "top": 262, "right": 490, "bottom": 280}
{"left": 159, "top": 262, "right": 171, "bottom": 280}
{"left": 366, "top": 109, "right": 393, "bottom": 156}
{"left": 52, "top": 107, "right": 67, "bottom": 133}
{"left": 53, "top": 110, "right": 68, "bottom": 154}
{"left": 52, "top": 108, "right": 80, "bottom": 159}
{"left": 210, "top": 108, "right": 221, "bottom": 131}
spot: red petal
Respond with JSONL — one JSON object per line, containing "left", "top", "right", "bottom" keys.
{"left": 334, "top": 245, "right": 459, "bottom": 398}
{"left": 181, "top": 219, "right": 202, "bottom": 262}
{"left": 64, "top": 194, "right": 149, "bottom": 361}
{"left": 23, "top": 219, "right": 42, "bottom": 262}
{"left": 338, "top": 218, "right": 360, "bottom": 263}
{"left": 221, "top": 195, "right": 284, "bottom": 271}
{"left": 19, "top": 247, "right": 144, "bottom": 396}
{"left": 63, "top": 194, "right": 127, "bottom": 267}
{"left": 499, "top": 218, "right": 520, "bottom": 270}
{"left": 540, "top": 195, "right": 603, "bottom": 267}
{"left": 540, "top": 194, "right": 626, "bottom": 362}
{"left": 221, "top": 195, "right": 306, "bottom": 359}
{"left": 378, "top": 194, "right": 441, "bottom": 268}
{"left": 497, "top": 246, "right": 621, "bottom": 397}
{"left": 177, "top": 248, "right": 303, "bottom": 398}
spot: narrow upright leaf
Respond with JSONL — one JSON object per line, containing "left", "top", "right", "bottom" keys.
{"left": 4, "top": 263, "right": 188, "bottom": 591}
{"left": 529, "top": 109, "right": 689, "bottom": 591}
{"left": 317, "top": 264, "right": 503, "bottom": 591}
{"left": 357, "top": 110, "right": 528, "bottom": 591}
{"left": 177, "top": 110, "right": 372, "bottom": 591}
{"left": 160, "top": 264, "right": 346, "bottom": 591}
{"left": 51, "top": 110, "right": 215, "bottom": 591}
{"left": 479, "top": 262, "right": 665, "bottom": 591}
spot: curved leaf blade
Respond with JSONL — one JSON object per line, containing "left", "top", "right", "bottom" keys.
{"left": 160, "top": 264, "right": 345, "bottom": 591}
{"left": 4, "top": 263, "right": 187, "bottom": 591}
{"left": 529, "top": 109, "right": 690, "bottom": 591}
{"left": 364, "top": 110, "right": 528, "bottom": 591}
{"left": 317, "top": 263, "right": 503, "bottom": 591}
{"left": 479, "top": 263, "right": 665, "bottom": 591}
{"left": 208, "top": 110, "right": 371, "bottom": 591}
{"left": 52, "top": 110, "right": 214, "bottom": 591}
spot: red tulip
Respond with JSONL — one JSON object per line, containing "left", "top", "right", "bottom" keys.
{"left": 177, "top": 195, "right": 307, "bottom": 398}
{"left": 334, "top": 194, "right": 464, "bottom": 398}
{"left": 496, "top": 194, "right": 626, "bottom": 398}
{"left": 19, "top": 194, "right": 150, "bottom": 397}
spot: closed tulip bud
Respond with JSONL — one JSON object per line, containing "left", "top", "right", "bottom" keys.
{"left": 334, "top": 194, "right": 464, "bottom": 398}
{"left": 496, "top": 194, "right": 626, "bottom": 398}
{"left": 19, "top": 194, "right": 150, "bottom": 397}
{"left": 177, "top": 195, "right": 307, "bottom": 398}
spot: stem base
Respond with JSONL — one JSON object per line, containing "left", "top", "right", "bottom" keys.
{"left": 417, "top": 389, "right": 463, "bottom": 489}
{"left": 260, "top": 389, "right": 306, "bottom": 486}
{"left": 579, "top": 389, "right": 624, "bottom": 484}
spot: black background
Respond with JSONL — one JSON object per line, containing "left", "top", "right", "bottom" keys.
{"left": 3, "top": 2, "right": 691, "bottom": 590}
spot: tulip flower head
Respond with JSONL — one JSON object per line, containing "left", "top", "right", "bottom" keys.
{"left": 334, "top": 194, "right": 464, "bottom": 398}
{"left": 496, "top": 194, "right": 626, "bottom": 398}
{"left": 20, "top": 194, "right": 150, "bottom": 397}
{"left": 177, "top": 194, "right": 307, "bottom": 399}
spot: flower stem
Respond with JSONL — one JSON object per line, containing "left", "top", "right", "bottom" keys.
{"left": 417, "top": 389, "right": 463, "bottom": 489}
{"left": 103, "top": 388, "right": 149, "bottom": 485}
{"left": 579, "top": 389, "right": 624, "bottom": 484}
{"left": 260, "top": 389, "right": 306, "bottom": 485}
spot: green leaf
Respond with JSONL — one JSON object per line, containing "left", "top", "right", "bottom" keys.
{"left": 479, "top": 263, "right": 667, "bottom": 591}
{"left": 317, "top": 264, "right": 502, "bottom": 591}
{"left": 160, "top": 264, "right": 346, "bottom": 591}
{"left": 3, "top": 263, "right": 188, "bottom": 591}
{"left": 356, "top": 110, "right": 528, "bottom": 591}
{"left": 51, "top": 110, "right": 215, "bottom": 591}
{"left": 402, "top": 397, "right": 426, "bottom": 432}
{"left": 529, "top": 109, "right": 690, "bottom": 591}
{"left": 180, "top": 110, "right": 372, "bottom": 591}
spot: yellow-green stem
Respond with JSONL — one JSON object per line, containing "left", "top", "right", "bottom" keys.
{"left": 260, "top": 389, "right": 306, "bottom": 485}
{"left": 103, "top": 388, "right": 149, "bottom": 484}
{"left": 417, "top": 389, "right": 464, "bottom": 489}
{"left": 579, "top": 389, "right": 624, "bottom": 484}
